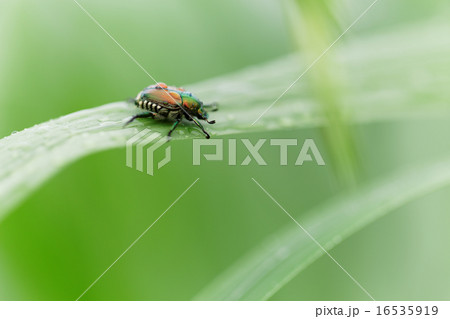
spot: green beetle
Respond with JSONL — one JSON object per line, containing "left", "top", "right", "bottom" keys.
{"left": 125, "top": 82, "right": 217, "bottom": 138}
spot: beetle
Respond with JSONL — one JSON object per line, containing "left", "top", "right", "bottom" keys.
{"left": 125, "top": 82, "right": 217, "bottom": 139}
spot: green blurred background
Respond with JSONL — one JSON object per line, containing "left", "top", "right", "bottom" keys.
{"left": 1, "top": 0, "right": 450, "bottom": 300}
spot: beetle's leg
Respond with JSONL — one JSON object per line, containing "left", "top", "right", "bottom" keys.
{"left": 178, "top": 105, "right": 211, "bottom": 138}
{"left": 124, "top": 112, "right": 155, "bottom": 126}
{"left": 204, "top": 102, "right": 218, "bottom": 112}
{"left": 168, "top": 119, "right": 181, "bottom": 137}
{"left": 190, "top": 117, "right": 211, "bottom": 139}
{"left": 198, "top": 114, "right": 215, "bottom": 125}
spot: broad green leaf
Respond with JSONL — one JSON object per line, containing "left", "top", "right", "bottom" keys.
{"left": 194, "top": 157, "right": 450, "bottom": 300}
{"left": 1, "top": 17, "right": 449, "bottom": 221}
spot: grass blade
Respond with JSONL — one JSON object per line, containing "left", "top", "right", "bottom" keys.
{"left": 194, "top": 157, "right": 450, "bottom": 300}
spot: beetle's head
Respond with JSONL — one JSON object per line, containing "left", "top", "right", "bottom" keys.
{"left": 197, "top": 103, "right": 209, "bottom": 119}
{"left": 181, "top": 92, "right": 215, "bottom": 124}
{"left": 197, "top": 102, "right": 217, "bottom": 124}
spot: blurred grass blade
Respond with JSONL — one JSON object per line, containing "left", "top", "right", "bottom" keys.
{"left": 194, "top": 157, "right": 450, "bottom": 300}
{"left": 1, "top": 17, "right": 449, "bottom": 221}
{"left": 286, "top": 0, "right": 362, "bottom": 187}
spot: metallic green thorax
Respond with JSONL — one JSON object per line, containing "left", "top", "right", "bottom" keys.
{"left": 180, "top": 92, "right": 209, "bottom": 119}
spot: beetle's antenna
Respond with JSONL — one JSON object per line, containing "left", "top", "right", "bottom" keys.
{"left": 206, "top": 120, "right": 215, "bottom": 124}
